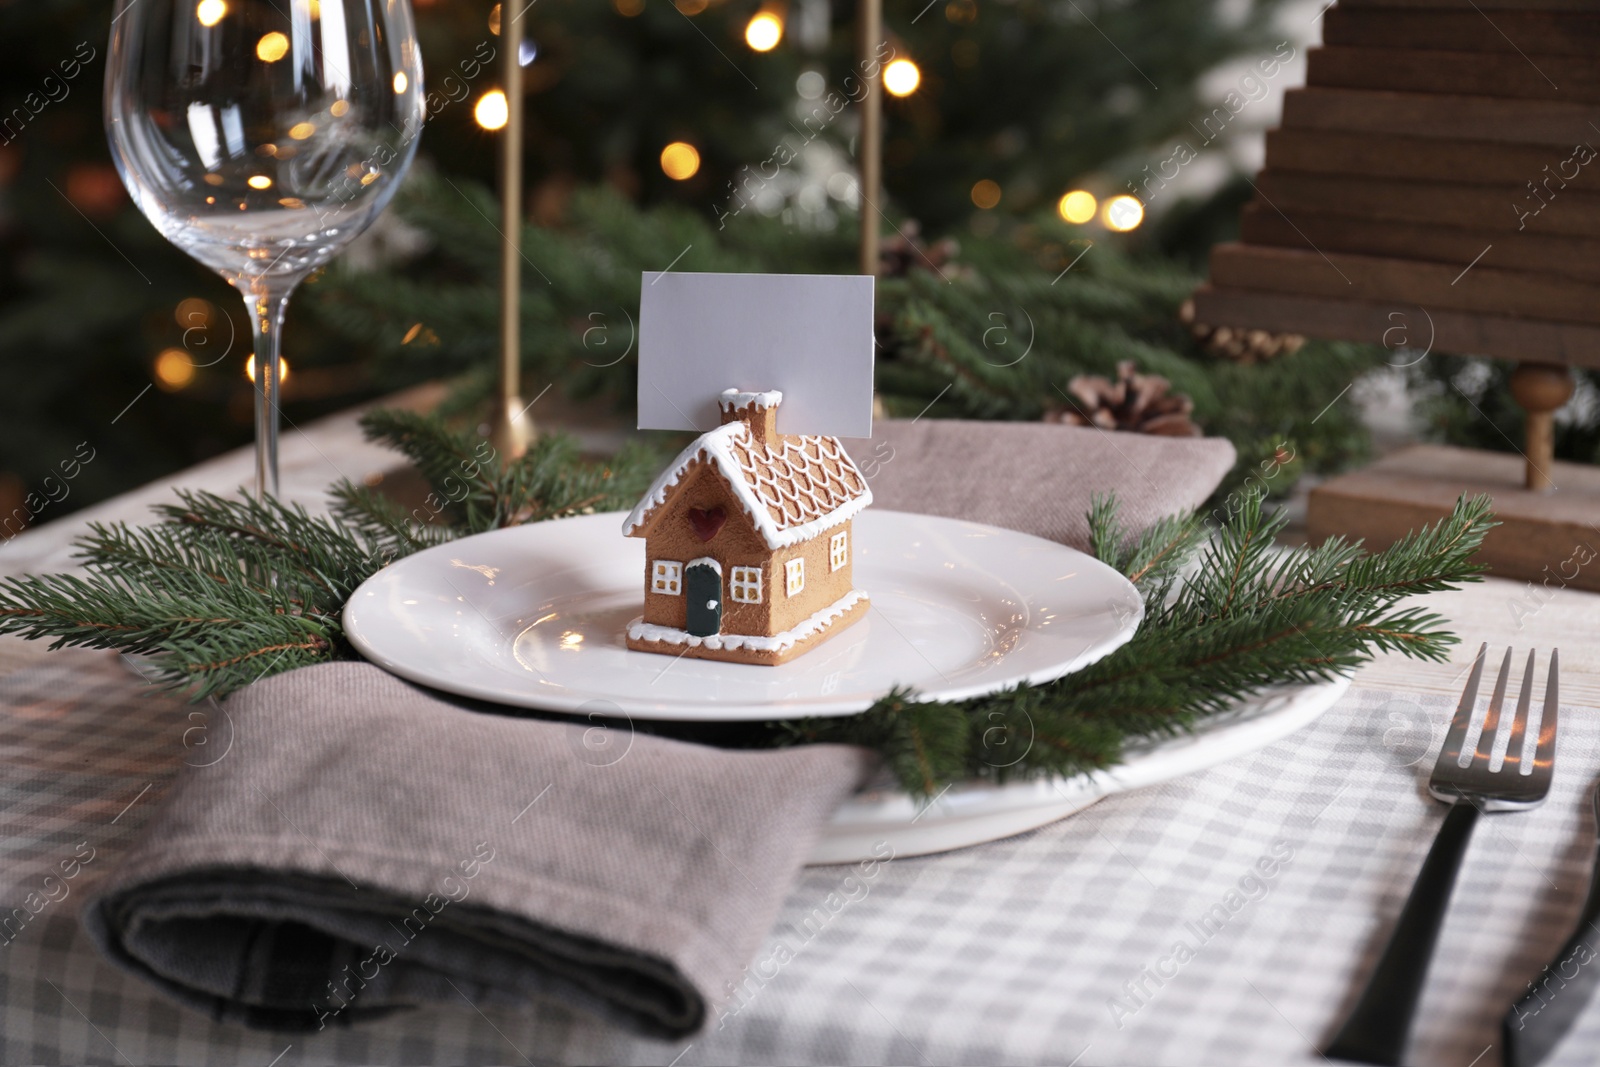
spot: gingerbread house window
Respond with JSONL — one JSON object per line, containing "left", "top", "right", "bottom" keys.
{"left": 730, "top": 566, "right": 763, "bottom": 604}
{"left": 829, "top": 529, "right": 848, "bottom": 572}
{"left": 785, "top": 557, "right": 805, "bottom": 597}
{"left": 651, "top": 560, "right": 683, "bottom": 595}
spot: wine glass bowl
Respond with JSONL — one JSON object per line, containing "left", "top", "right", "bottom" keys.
{"left": 105, "top": 0, "right": 424, "bottom": 494}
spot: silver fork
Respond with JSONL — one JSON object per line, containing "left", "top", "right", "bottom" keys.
{"left": 1325, "top": 644, "right": 1560, "bottom": 1066}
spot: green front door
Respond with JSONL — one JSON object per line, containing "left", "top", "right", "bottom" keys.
{"left": 685, "top": 560, "right": 722, "bottom": 637}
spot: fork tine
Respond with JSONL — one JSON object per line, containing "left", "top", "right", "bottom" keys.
{"left": 1536, "top": 649, "right": 1560, "bottom": 770}
{"left": 1471, "top": 647, "right": 1515, "bottom": 765}
{"left": 1434, "top": 642, "right": 1487, "bottom": 773}
{"left": 1505, "top": 649, "right": 1537, "bottom": 774}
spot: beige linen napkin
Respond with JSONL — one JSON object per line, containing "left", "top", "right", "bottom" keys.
{"left": 81, "top": 420, "right": 1237, "bottom": 1037}
{"left": 852, "top": 418, "right": 1237, "bottom": 550}
{"left": 83, "top": 663, "right": 873, "bottom": 1037}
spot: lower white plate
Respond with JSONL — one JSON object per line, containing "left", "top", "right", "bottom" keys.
{"left": 343, "top": 510, "right": 1142, "bottom": 722}
{"left": 811, "top": 676, "right": 1350, "bottom": 863}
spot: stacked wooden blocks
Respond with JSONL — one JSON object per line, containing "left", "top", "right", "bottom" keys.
{"left": 1193, "top": 0, "right": 1600, "bottom": 588}
{"left": 1193, "top": 0, "right": 1600, "bottom": 363}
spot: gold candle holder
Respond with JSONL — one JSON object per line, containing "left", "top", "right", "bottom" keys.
{"left": 857, "top": 0, "right": 882, "bottom": 278}
{"left": 488, "top": 2, "right": 533, "bottom": 459}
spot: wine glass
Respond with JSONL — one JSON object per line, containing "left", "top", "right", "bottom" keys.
{"left": 105, "top": 0, "right": 424, "bottom": 497}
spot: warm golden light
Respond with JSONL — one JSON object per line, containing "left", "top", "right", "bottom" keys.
{"left": 256, "top": 32, "right": 289, "bottom": 62}
{"left": 970, "top": 179, "right": 1001, "bottom": 210}
{"left": 883, "top": 59, "right": 921, "bottom": 97}
{"left": 613, "top": 0, "right": 644, "bottom": 14}
{"left": 1058, "top": 190, "right": 1097, "bottom": 225}
{"left": 474, "top": 89, "right": 509, "bottom": 130}
{"left": 1104, "top": 194, "right": 1144, "bottom": 232}
{"left": 401, "top": 322, "right": 439, "bottom": 345}
{"left": 330, "top": 100, "right": 350, "bottom": 117}
{"left": 745, "top": 13, "right": 783, "bottom": 52}
{"left": 247, "top": 174, "right": 273, "bottom": 190}
{"left": 154, "top": 348, "right": 196, "bottom": 390}
{"left": 196, "top": 0, "right": 227, "bottom": 27}
{"left": 659, "top": 141, "right": 701, "bottom": 181}
{"left": 393, "top": 72, "right": 409, "bottom": 94}
{"left": 288, "top": 121, "right": 316, "bottom": 140}
{"left": 245, "top": 354, "right": 290, "bottom": 384}
{"left": 173, "top": 298, "right": 213, "bottom": 327}
{"left": 488, "top": 3, "right": 501, "bottom": 34}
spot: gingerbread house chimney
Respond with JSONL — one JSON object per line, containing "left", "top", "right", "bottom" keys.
{"left": 717, "top": 388, "right": 782, "bottom": 446}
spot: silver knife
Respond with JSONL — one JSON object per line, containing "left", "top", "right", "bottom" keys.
{"left": 1503, "top": 779, "right": 1600, "bottom": 1067}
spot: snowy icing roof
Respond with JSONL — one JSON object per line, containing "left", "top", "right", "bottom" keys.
{"left": 719, "top": 388, "right": 783, "bottom": 411}
{"left": 621, "top": 421, "right": 872, "bottom": 550}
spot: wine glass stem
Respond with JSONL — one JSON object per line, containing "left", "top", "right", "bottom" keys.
{"left": 243, "top": 284, "right": 292, "bottom": 500}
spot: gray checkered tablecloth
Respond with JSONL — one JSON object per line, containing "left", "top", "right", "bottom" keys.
{"left": 2, "top": 644, "right": 1597, "bottom": 1067}
{"left": 6, "top": 403, "right": 1600, "bottom": 1064}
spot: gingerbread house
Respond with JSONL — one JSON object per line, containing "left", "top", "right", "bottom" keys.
{"left": 621, "top": 389, "right": 872, "bottom": 666}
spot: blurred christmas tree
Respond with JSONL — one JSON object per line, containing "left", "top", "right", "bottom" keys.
{"left": 0, "top": 0, "right": 1384, "bottom": 528}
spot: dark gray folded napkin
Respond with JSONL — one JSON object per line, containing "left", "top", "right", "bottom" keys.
{"left": 82, "top": 662, "right": 872, "bottom": 1038}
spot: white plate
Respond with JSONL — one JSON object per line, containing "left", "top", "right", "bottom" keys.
{"left": 343, "top": 510, "right": 1142, "bottom": 722}
{"left": 812, "top": 676, "right": 1350, "bottom": 863}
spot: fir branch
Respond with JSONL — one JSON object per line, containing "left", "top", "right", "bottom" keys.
{"left": 783, "top": 488, "right": 1494, "bottom": 797}
{"left": 0, "top": 408, "right": 650, "bottom": 699}
{"left": 1086, "top": 493, "right": 1205, "bottom": 609}
{"left": 0, "top": 403, "right": 1493, "bottom": 798}
{"left": 345, "top": 409, "right": 656, "bottom": 534}
{"left": 327, "top": 482, "right": 454, "bottom": 555}
{"left": 778, "top": 689, "right": 969, "bottom": 796}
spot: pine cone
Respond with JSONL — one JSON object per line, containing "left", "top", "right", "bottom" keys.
{"left": 1178, "top": 298, "right": 1303, "bottom": 364}
{"left": 879, "top": 220, "right": 964, "bottom": 279}
{"left": 1046, "top": 360, "right": 1201, "bottom": 437}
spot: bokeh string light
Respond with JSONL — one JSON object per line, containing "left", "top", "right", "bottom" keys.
{"left": 474, "top": 89, "right": 509, "bottom": 130}
{"left": 744, "top": 12, "right": 783, "bottom": 52}
{"left": 1103, "top": 194, "right": 1144, "bottom": 232}
{"left": 1057, "top": 190, "right": 1097, "bottom": 224}
{"left": 883, "top": 59, "right": 921, "bottom": 97}
{"left": 154, "top": 349, "right": 196, "bottom": 391}
{"left": 196, "top": 0, "right": 227, "bottom": 27}
{"left": 660, "top": 141, "right": 701, "bottom": 181}
{"left": 255, "top": 32, "right": 288, "bottom": 62}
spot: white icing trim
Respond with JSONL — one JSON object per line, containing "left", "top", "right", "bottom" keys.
{"left": 619, "top": 421, "right": 873, "bottom": 550}
{"left": 627, "top": 590, "right": 867, "bottom": 653}
{"left": 729, "top": 565, "right": 763, "bottom": 604}
{"left": 687, "top": 556, "right": 722, "bottom": 577}
{"left": 718, "top": 388, "right": 783, "bottom": 410}
{"left": 620, "top": 423, "right": 741, "bottom": 539}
